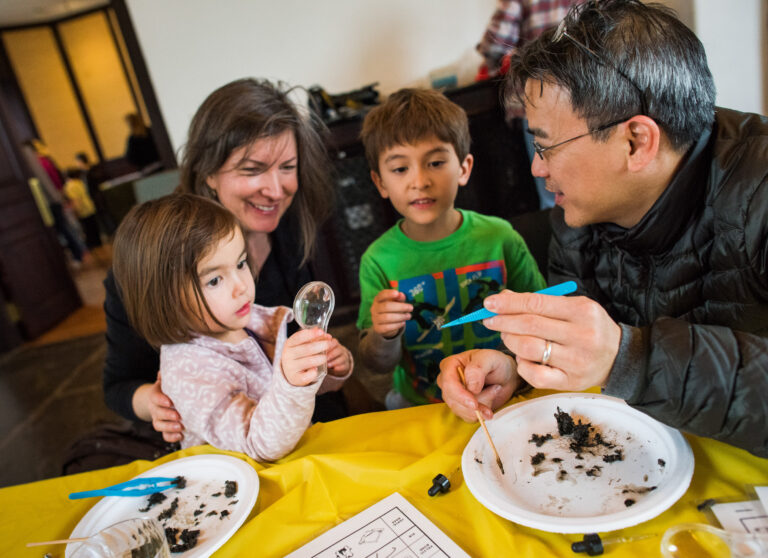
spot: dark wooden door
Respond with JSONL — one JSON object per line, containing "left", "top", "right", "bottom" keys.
{"left": 0, "top": 132, "right": 81, "bottom": 340}
{"left": 0, "top": 45, "right": 81, "bottom": 347}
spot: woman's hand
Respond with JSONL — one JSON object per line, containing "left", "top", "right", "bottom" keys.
{"left": 326, "top": 337, "right": 353, "bottom": 377}
{"left": 437, "top": 349, "right": 520, "bottom": 422}
{"left": 281, "top": 328, "right": 332, "bottom": 386}
{"left": 132, "top": 375, "right": 184, "bottom": 443}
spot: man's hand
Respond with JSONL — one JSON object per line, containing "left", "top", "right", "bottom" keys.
{"left": 483, "top": 291, "right": 622, "bottom": 391}
{"left": 370, "top": 289, "right": 412, "bottom": 339}
{"left": 133, "top": 375, "right": 184, "bottom": 443}
{"left": 437, "top": 349, "right": 519, "bottom": 422}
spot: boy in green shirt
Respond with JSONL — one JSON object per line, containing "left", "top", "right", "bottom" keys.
{"left": 356, "top": 88, "right": 545, "bottom": 408}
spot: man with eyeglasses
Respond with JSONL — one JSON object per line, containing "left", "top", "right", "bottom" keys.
{"left": 438, "top": 0, "right": 768, "bottom": 457}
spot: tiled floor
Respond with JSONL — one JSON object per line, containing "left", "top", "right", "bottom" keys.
{"left": 0, "top": 333, "right": 120, "bottom": 487}
{"left": 0, "top": 250, "right": 389, "bottom": 488}
{"left": 0, "top": 252, "right": 119, "bottom": 488}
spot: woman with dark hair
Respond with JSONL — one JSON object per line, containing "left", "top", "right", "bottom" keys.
{"left": 103, "top": 79, "right": 351, "bottom": 444}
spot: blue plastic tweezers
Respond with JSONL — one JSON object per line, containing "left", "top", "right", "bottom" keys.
{"left": 68, "top": 476, "right": 179, "bottom": 499}
{"left": 439, "top": 280, "right": 578, "bottom": 329}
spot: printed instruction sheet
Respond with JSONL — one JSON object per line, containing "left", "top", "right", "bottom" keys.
{"left": 756, "top": 486, "right": 768, "bottom": 519}
{"left": 285, "top": 492, "right": 471, "bottom": 558}
{"left": 711, "top": 497, "right": 768, "bottom": 534}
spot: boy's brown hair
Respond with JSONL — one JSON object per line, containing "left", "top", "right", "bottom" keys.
{"left": 360, "top": 88, "right": 471, "bottom": 174}
{"left": 112, "top": 193, "right": 240, "bottom": 347}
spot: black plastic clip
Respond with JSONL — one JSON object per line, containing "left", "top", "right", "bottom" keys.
{"left": 428, "top": 474, "right": 451, "bottom": 496}
{"left": 572, "top": 533, "right": 604, "bottom": 556}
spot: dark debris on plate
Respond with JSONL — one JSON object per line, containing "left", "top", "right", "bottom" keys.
{"left": 165, "top": 527, "right": 200, "bottom": 553}
{"left": 224, "top": 480, "right": 238, "bottom": 498}
{"left": 138, "top": 491, "right": 167, "bottom": 512}
{"left": 134, "top": 473, "right": 243, "bottom": 553}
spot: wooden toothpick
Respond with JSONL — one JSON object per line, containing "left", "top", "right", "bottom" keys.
{"left": 27, "top": 537, "right": 87, "bottom": 547}
{"left": 457, "top": 365, "right": 506, "bottom": 475}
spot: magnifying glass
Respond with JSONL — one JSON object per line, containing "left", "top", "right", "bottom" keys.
{"left": 661, "top": 523, "right": 768, "bottom": 558}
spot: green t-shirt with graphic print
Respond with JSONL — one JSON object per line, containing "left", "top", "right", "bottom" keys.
{"left": 357, "top": 209, "right": 546, "bottom": 405}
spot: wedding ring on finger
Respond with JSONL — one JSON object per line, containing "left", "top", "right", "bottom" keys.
{"left": 541, "top": 340, "right": 553, "bottom": 365}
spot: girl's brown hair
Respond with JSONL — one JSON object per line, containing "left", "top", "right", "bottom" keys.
{"left": 178, "top": 78, "right": 334, "bottom": 265}
{"left": 112, "top": 193, "right": 241, "bottom": 347}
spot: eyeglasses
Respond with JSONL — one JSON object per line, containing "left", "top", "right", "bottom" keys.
{"left": 552, "top": 19, "right": 649, "bottom": 116}
{"left": 530, "top": 18, "right": 650, "bottom": 161}
{"left": 531, "top": 118, "right": 628, "bottom": 160}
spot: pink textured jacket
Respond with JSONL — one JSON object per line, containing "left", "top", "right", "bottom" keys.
{"left": 160, "top": 304, "right": 349, "bottom": 461}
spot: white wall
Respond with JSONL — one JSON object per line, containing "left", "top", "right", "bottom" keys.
{"left": 692, "top": 0, "right": 764, "bottom": 114}
{"left": 654, "top": 0, "right": 764, "bottom": 115}
{"left": 126, "top": 0, "right": 765, "bottom": 155}
{"left": 125, "top": 0, "right": 495, "bottom": 154}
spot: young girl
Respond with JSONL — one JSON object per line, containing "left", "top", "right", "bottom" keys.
{"left": 112, "top": 193, "right": 352, "bottom": 461}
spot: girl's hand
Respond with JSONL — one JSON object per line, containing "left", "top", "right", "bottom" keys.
{"left": 326, "top": 337, "right": 353, "bottom": 377}
{"left": 281, "top": 328, "right": 332, "bottom": 386}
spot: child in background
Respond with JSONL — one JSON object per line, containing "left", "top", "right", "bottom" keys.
{"left": 63, "top": 168, "right": 102, "bottom": 249}
{"left": 356, "top": 88, "right": 545, "bottom": 409}
{"left": 75, "top": 151, "right": 116, "bottom": 236}
{"left": 112, "top": 194, "right": 352, "bottom": 461}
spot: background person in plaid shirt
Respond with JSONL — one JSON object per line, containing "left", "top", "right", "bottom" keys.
{"left": 476, "top": 0, "right": 583, "bottom": 209}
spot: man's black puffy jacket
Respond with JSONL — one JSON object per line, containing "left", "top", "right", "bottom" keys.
{"left": 548, "top": 108, "right": 768, "bottom": 458}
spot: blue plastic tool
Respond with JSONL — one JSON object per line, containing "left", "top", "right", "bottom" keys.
{"left": 439, "top": 281, "right": 578, "bottom": 329}
{"left": 68, "top": 476, "right": 179, "bottom": 499}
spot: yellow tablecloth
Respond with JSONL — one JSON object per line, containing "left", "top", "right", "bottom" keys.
{"left": 2, "top": 391, "right": 767, "bottom": 557}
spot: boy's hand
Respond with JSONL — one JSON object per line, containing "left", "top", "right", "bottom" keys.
{"left": 326, "top": 337, "right": 353, "bottom": 377}
{"left": 281, "top": 328, "right": 332, "bottom": 387}
{"left": 370, "top": 289, "right": 412, "bottom": 338}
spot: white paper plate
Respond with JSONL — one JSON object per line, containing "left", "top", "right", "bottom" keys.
{"left": 462, "top": 393, "right": 693, "bottom": 533}
{"left": 67, "top": 454, "right": 259, "bottom": 557}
